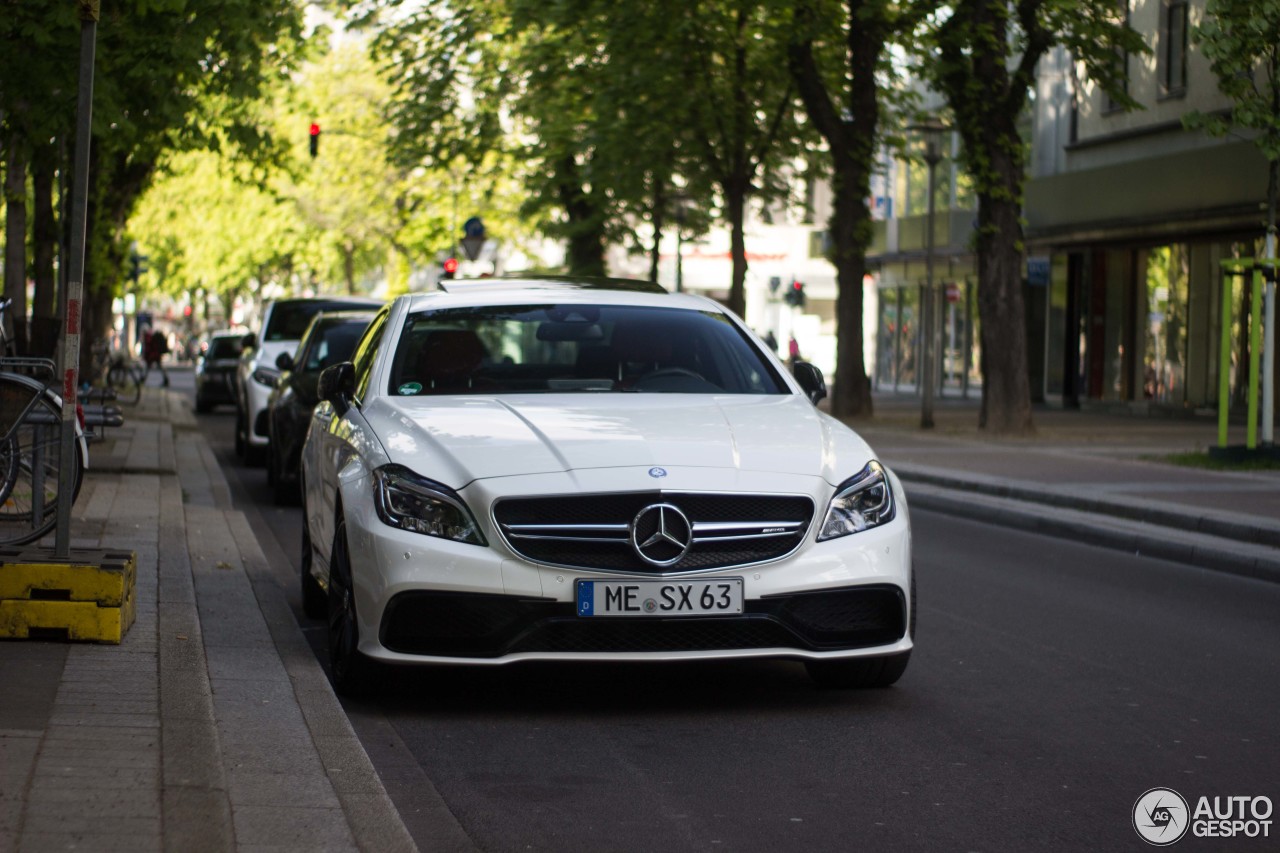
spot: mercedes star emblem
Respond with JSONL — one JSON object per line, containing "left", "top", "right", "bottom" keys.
{"left": 630, "top": 503, "right": 692, "bottom": 567}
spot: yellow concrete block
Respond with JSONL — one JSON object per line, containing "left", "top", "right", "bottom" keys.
{"left": 0, "top": 592, "right": 135, "bottom": 643}
{"left": 0, "top": 550, "right": 136, "bottom": 607}
{"left": 0, "top": 549, "right": 137, "bottom": 643}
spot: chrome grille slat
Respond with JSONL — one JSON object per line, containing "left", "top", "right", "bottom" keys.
{"left": 492, "top": 492, "right": 815, "bottom": 574}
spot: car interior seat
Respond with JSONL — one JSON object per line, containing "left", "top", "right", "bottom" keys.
{"left": 417, "top": 329, "right": 487, "bottom": 392}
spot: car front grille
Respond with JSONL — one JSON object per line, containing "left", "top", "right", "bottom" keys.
{"left": 492, "top": 492, "right": 815, "bottom": 574}
{"left": 379, "top": 585, "right": 905, "bottom": 658}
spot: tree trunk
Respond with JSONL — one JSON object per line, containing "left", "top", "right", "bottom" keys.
{"left": 827, "top": 161, "right": 874, "bottom": 417}
{"left": 4, "top": 136, "right": 29, "bottom": 354}
{"left": 556, "top": 156, "right": 607, "bottom": 277}
{"left": 31, "top": 145, "right": 59, "bottom": 357}
{"left": 786, "top": 1, "right": 883, "bottom": 418}
{"left": 725, "top": 179, "right": 748, "bottom": 318}
{"left": 649, "top": 175, "right": 666, "bottom": 284}
{"left": 975, "top": 189, "right": 1035, "bottom": 434}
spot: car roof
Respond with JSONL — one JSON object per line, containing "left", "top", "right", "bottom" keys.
{"left": 307, "top": 309, "right": 378, "bottom": 325}
{"left": 403, "top": 276, "right": 723, "bottom": 314}
{"left": 267, "top": 295, "right": 383, "bottom": 307}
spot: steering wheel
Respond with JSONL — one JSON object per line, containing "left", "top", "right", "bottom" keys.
{"left": 636, "top": 367, "right": 706, "bottom": 384}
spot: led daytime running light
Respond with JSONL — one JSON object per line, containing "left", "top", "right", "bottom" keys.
{"left": 817, "top": 460, "right": 895, "bottom": 541}
{"left": 372, "top": 465, "right": 486, "bottom": 545}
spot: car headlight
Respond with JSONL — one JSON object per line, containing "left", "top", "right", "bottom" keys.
{"left": 252, "top": 367, "right": 281, "bottom": 387}
{"left": 372, "top": 465, "right": 486, "bottom": 545}
{"left": 817, "top": 461, "right": 895, "bottom": 541}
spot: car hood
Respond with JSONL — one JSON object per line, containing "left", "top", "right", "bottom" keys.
{"left": 363, "top": 394, "right": 875, "bottom": 489}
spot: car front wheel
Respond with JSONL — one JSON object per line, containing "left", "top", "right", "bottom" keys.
{"left": 327, "top": 514, "right": 374, "bottom": 695}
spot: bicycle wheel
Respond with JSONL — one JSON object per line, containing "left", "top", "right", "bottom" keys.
{"left": 0, "top": 376, "right": 84, "bottom": 546}
{"left": 108, "top": 361, "right": 142, "bottom": 404}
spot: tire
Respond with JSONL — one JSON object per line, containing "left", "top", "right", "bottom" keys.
{"left": 327, "top": 514, "right": 375, "bottom": 695}
{"left": 0, "top": 379, "right": 86, "bottom": 546}
{"left": 301, "top": 519, "right": 326, "bottom": 620}
{"left": 805, "top": 652, "right": 911, "bottom": 689}
{"left": 265, "top": 443, "right": 277, "bottom": 487}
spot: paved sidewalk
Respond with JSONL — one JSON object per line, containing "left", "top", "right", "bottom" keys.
{"left": 0, "top": 386, "right": 417, "bottom": 852}
{"left": 851, "top": 393, "right": 1280, "bottom": 582}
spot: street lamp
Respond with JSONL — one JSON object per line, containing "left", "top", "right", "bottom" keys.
{"left": 909, "top": 117, "right": 947, "bottom": 429}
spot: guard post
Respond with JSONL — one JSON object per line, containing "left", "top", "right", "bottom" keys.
{"left": 1218, "top": 260, "right": 1265, "bottom": 451}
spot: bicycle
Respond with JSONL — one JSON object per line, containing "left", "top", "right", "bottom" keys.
{"left": 0, "top": 299, "right": 88, "bottom": 545}
{"left": 89, "top": 340, "right": 144, "bottom": 405}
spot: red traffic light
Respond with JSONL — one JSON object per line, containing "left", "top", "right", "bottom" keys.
{"left": 309, "top": 123, "right": 320, "bottom": 136}
{"left": 443, "top": 257, "right": 459, "bottom": 274}
{"left": 792, "top": 281, "right": 802, "bottom": 290}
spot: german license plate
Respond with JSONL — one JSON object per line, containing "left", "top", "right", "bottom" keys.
{"left": 576, "top": 578, "right": 743, "bottom": 617}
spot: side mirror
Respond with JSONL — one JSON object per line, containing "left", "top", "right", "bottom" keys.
{"left": 793, "top": 361, "right": 827, "bottom": 405}
{"left": 241, "top": 332, "right": 257, "bottom": 351}
{"left": 318, "top": 362, "right": 356, "bottom": 415}
{"left": 276, "top": 351, "right": 294, "bottom": 372}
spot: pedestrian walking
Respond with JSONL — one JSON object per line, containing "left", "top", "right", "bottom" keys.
{"left": 144, "top": 326, "right": 170, "bottom": 387}
{"left": 763, "top": 330, "right": 778, "bottom": 354}
{"left": 787, "top": 335, "right": 800, "bottom": 368}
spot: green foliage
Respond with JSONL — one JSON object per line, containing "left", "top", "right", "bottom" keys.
{"left": 920, "top": 0, "right": 1146, "bottom": 197}
{"left": 1185, "top": 0, "right": 1280, "bottom": 162}
{"left": 1, "top": 0, "right": 309, "bottom": 312}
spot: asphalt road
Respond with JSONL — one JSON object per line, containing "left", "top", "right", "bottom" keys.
{"left": 188, "top": 373, "right": 1280, "bottom": 852}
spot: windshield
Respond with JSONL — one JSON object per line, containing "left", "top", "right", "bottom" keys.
{"left": 207, "top": 337, "right": 242, "bottom": 360}
{"left": 265, "top": 300, "right": 376, "bottom": 342}
{"left": 300, "top": 318, "right": 372, "bottom": 372}
{"left": 387, "top": 304, "right": 787, "bottom": 396}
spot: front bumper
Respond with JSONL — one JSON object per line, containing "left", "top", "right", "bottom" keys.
{"left": 379, "top": 584, "right": 906, "bottom": 659}
{"left": 340, "top": 467, "right": 914, "bottom": 666}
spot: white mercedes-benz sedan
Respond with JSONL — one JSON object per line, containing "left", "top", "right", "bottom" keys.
{"left": 300, "top": 277, "right": 914, "bottom": 694}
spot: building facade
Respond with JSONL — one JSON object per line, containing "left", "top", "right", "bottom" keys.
{"left": 1026, "top": 0, "right": 1272, "bottom": 412}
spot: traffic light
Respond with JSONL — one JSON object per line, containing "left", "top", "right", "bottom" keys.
{"left": 128, "top": 251, "right": 148, "bottom": 282}
{"left": 442, "top": 257, "right": 458, "bottom": 279}
{"left": 785, "top": 280, "right": 805, "bottom": 309}
{"left": 309, "top": 122, "right": 320, "bottom": 158}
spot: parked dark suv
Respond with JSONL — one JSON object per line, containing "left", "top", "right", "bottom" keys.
{"left": 195, "top": 331, "right": 245, "bottom": 413}
{"left": 266, "top": 310, "right": 375, "bottom": 504}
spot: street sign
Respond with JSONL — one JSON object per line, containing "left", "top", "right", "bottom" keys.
{"left": 460, "top": 235, "right": 485, "bottom": 261}
{"left": 945, "top": 282, "right": 961, "bottom": 303}
{"left": 463, "top": 216, "right": 485, "bottom": 238}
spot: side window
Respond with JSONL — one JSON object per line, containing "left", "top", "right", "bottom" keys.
{"left": 352, "top": 308, "right": 390, "bottom": 403}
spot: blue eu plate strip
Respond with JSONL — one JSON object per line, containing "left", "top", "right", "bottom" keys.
{"left": 576, "top": 581, "right": 593, "bottom": 616}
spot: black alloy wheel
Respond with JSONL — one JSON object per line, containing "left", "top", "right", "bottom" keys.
{"left": 327, "top": 515, "right": 374, "bottom": 695}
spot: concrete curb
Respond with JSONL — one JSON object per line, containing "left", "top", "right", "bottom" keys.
{"left": 904, "top": 481, "right": 1280, "bottom": 586}
{"left": 172, "top": 390, "right": 418, "bottom": 852}
{"left": 892, "top": 464, "right": 1280, "bottom": 549}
